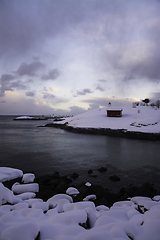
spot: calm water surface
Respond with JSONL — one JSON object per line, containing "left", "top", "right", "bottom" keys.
{"left": 0, "top": 116, "right": 160, "bottom": 189}
{"left": 0, "top": 115, "right": 160, "bottom": 188}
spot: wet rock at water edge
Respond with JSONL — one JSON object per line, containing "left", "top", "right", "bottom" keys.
{"left": 98, "top": 167, "right": 107, "bottom": 172}
{"left": 88, "top": 169, "right": 93, "bottom": 174}
{"left": 90, "top": 174, "right": 97, "bottom": 178}
{"left": 70, "top": 172, "right": 79, "bottom": 179}
{"left": 109, "top": 175, "right": 120, "bottom": 181}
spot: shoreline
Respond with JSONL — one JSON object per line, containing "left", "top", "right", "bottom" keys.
{"left": 3, "top": 167, "right": 160, "bottom": 208}
{"left": 43, "top": 122, "right": 160, "bottom": 141}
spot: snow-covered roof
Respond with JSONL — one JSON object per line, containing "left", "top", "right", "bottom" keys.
{"left": 107, "top": 108, "right": 123, "bottom": 111}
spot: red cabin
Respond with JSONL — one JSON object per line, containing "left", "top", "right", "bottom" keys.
{"left": 107, "top": 108, "right": 123, "bottom": 117}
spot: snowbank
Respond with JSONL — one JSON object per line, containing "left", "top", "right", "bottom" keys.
{"left": 1, "top": 167, "right": 160, "bottom": 239}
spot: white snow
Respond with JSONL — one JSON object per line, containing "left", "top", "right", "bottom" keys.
{"left": 0, "top": 167, "right": 23, "bottom": 182}
{"left": 14, "top": 116, "right": 33, "bottom": 120}
{"left": 58, "top": 106, "right": 160, "bottom": 133}
{"left": 85, "top": 182, "right": 92, "bottom": 187}
{"left": 66, "top": 187, "right": 80, "bottom": 196}
{"left": 2, "top": 167, "right": 160, "bottom": 239}
{"left": 12, "top": 182, "right": 39, "bottom": 194}
{"left": 83, "top": 194, "right": 97, "bottom": 201}
{"left": 22, "top": 173, "right": 35, "bottom": 183}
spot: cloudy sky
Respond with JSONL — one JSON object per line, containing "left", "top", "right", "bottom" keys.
{"left": 0, "top": 0, "right": 160, "bottom": 115}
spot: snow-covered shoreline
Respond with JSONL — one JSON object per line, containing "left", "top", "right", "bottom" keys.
{"left": 44, "top": 106, "right": 160, "bottom": 140}
{"left": 1, "top": 167, "right": 160, "bottom": 240}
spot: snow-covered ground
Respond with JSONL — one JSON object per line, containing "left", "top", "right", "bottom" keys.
{"left": 14, "top": 116, "right": 34, "bottom": 120}
{"left": 59, "top": 106, "right": 160, "bottom": 133}
{"left": 1, "top": 167, "right": 160, "bottom": 240}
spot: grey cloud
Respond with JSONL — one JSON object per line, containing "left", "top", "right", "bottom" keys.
{"left": 1, "top": 0, "right": 159, "bottom": 84}
{"left": 98, "top": 80, "right": 107, "bottom": 83}
{"left": 42, "top": 69, "right": 60, "bottom": 81}
{"left": 0, "top": 0, "right": 97, "bottom": 58}
{"left": 69, "top": 106, "right": 86, "bottom": 115}
{"left": 53, "top": 105, "right": 86, "bottom": 116}
{"left": 43, "top": 93, "right": 55, "bottom": 99}
{"left": 108, "top": 47, "right": 160, "bottom": 81}
{"left": 82, "top": 97, "right": 132, "bottom": 108}
{"left": 16, "top": 61, "right": 44, "bottom": 76}
{"left": 88, "top": 103, "right": 100, "bottom": 110}
{"left": 0, "top": 74, "right": 15, "bottom": 81}
{"left": 0, "top": 73, "right": 27, "bottom": 97}
{"left": 9, "top": 81, "right": 27, "bottom": 90}
{"left": 98, "top": 1, "right": 160, "bottom": 82}
{"left": 25, "top": 91, "right": 35, "bottom": 97}
{"left": 0, "top": 98, "right": 55, "bottom": 115}
{"left": 95, "top": 84, "right": 105, "bottom": 92}
{"left": 151, "top": 92, "right": 160, "bottom": 101}
{"left": 76, "top": 88, "right": 93, "bottom": 96}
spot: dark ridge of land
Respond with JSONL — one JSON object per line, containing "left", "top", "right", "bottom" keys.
{"left": 43, "top": 122, "right": 160, "bottom": 141}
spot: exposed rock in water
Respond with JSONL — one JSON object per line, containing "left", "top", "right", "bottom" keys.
{"left": 109, "top": 175, "right": 120, "bottom": 181}
{"left": 98, "top": 167, "right": 107, "bottom": 172}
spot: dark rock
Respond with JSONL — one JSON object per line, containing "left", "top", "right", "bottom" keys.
{"left": 36, "top": 188, "right": 56, "bottom": 201}
{"left": 109, "top": 175, "right": 120, "bottom": 181}
{"left": 94, "top": 198, "right": 110, "bottom": 207}
{"left": 98, "top": 167, "right": 107, "bottom": 172}
{"left": 48, "top": 178, "right": 61, "bottom": 188}
{"left": 126, "top": 186, "right": 138, "bottom": 197}
{"left": 103, "top": 192, "right": 119, "bottom": 207}
{"left": 61, "top": 176, "right": 73, "bottom": 184}
{"left": 90, "top": 185, "right": 108, "bottom": 199}
{"left": 55, "top": 181, "right": 69, "bottom": 193}
{"left": 88, "top": 169, "right": 93, "bottom": 174}
{"left": 2, "top": 177, "right": 22, "bottom": 190}
{"left": 70, "top": 172, "right": 79, "bottom": 179}
{"left": 51, "top": 172, "right": 61, "bottom": 179}
{"left": 120, "top": 187, "right": 126, "bottom": 194}
{"left": 134, "top": 183, "right": 157, "bottom": 198}
{"left": 90, "top": 174, "right": 97, "bottom": 178}
{"left": 36, "top": 175, "right": 51, "bottom": 185}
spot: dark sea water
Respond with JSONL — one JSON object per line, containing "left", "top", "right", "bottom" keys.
{"left": 0, "top": 115, "right": 160, "bottom": 190}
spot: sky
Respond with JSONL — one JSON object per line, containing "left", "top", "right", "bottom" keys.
{"left": 0, "top": 0, "right": 160, "bottom": 115}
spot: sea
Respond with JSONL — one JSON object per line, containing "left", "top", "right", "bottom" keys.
{"left": 0, "top": 115, "right": 160, "bottom": 190}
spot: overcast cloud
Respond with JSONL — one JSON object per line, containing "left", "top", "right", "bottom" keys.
{"left": 0, "top": 0, "right": 160, "bottom": 115}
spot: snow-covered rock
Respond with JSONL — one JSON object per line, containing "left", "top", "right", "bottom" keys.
{"left": 2, "top": 167, "right": 160, "bottom": 240}
{"left": 0, "top": 167, "right": 23, "bottom": 182}
{"left": 83, "top": 194, "right": 96, "bottom": 201}
{"left": 12, "top": 182, "right": 39, "bottom": 194}
{"left": 85, "top": 182, "right": 92, "bottom": 187}
{"left": 66, "top": 187, "right": 80, "bottom": 196}
{"left": 0, "top": 183, "right": 21, "bottom": 206}
{"left": 22, "top": 173, "right": 35, "bottom": 183}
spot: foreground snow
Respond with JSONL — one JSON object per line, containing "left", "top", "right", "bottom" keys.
{"left": 59, "top": 106, "right": 160, "bottom": 133}
{"left": 1, "top": 167, "right": 160, "bottom": 239}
